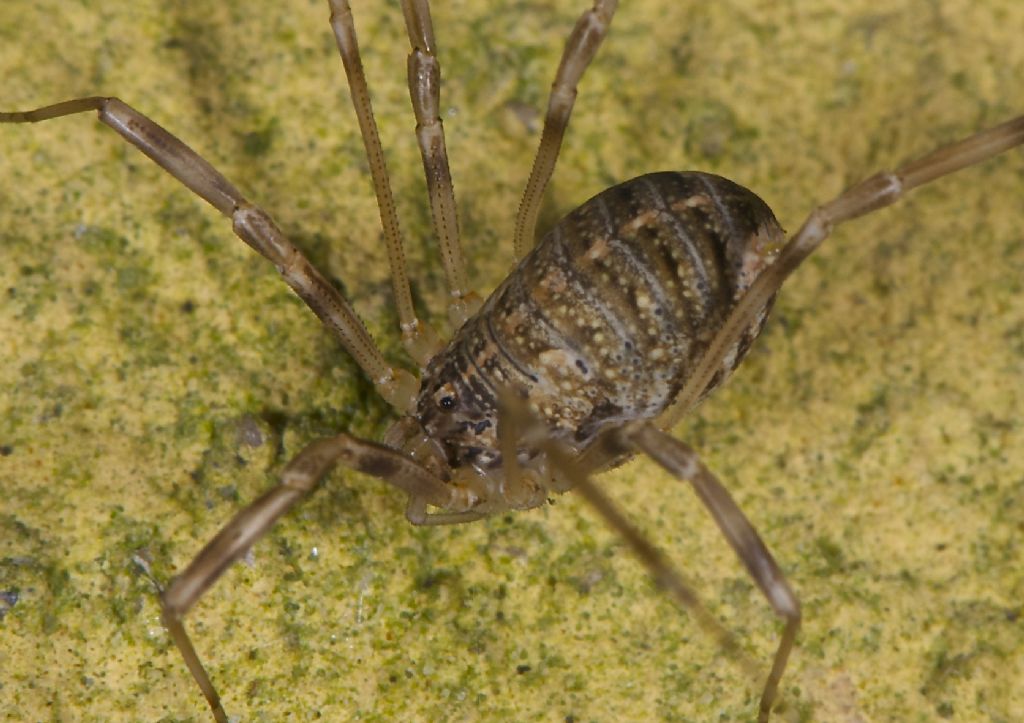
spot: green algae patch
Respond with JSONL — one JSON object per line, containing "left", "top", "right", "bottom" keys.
{"left": 2, "top": 1, "right": 1023, "bottom": 721}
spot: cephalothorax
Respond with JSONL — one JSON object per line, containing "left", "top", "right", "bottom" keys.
{"left": 3, "top": 0, "right": 1022, "bottom": 720}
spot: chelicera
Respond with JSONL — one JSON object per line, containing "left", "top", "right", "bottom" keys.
{"left": 2, "top": 0, "right": 1022, "bottom": 720}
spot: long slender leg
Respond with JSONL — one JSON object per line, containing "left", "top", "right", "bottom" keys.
{"left": 658, "top": 114, "right": 1024, "bottom": 429}
{"left": 543, "top": 441, "right": 772, "bottom": 693}
{"left": 495, "top": 398, "right": 765, "bottom": 704}
{"left": 625, "top": 422, "right": 800, "bottom": 722}
{"left": 161, "top": 432, "right": 466, "bottom": 722}
{"left": 327, "top": 0, "right": 442, "bottom": 364}
{"left": 0, "top": 98, "right": 419, "bottom": 412}
{"left": 400, "top": 0, "right": 482, "bottom": 328}
{"left": 512, "top": 0, "right": 617, "bottom": 259}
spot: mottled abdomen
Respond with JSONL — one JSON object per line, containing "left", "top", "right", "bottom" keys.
{"left": 420, "top": 172, "right": 783, "bottom": 466}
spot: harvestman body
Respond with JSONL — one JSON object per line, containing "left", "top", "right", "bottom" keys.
{"left": 3, "top": 1, "right": 1022, "bottom": 720}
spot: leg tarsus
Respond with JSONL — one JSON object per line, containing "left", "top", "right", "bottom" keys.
{"left": 161, "top": 605, "right": 229, "bottom": 723}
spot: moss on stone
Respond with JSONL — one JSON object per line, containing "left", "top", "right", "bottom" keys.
{"left": 2, "top": 1, "right": 1022, "bottom": 720}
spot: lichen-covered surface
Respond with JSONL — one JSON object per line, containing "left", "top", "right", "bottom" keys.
{"left": 1, "top": 1, "right": 1022, "bottom": 720}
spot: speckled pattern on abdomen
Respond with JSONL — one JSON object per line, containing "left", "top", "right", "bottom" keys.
{"left": 431, "top": 171, "right": 783, "bottom": 456}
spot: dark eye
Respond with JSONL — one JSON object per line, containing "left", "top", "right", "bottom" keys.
{"left": 433, "top": 382, "right": 458, "bottom": 411}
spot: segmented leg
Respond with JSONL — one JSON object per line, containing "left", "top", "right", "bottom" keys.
{"left": 625, "top": 423, "right": 800, "bottom": 722}
{"left": 548, "top": 430, "right": 794, "bottom": 719}
{"left": 161, "top": 432, "right": 465, "bottom": 723}
{"left": 400, "top": 0, "right": 482, "bottom": 328}
{"left": 512, "top": 0, "right": 617, "bottom": 259}
{"left": 327, "top": 0, "right": 442, "bottom": 364}
{"left": 658, "top": 114, "right": 1024, "bottom": 429}
{"left": 0, "top": 97, "right": 419, "bottom": 412}
{"left": 495, "top": 397, "right": 771, "bottom": 707}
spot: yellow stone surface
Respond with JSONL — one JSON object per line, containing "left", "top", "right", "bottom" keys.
{"left": 1, "top": 1, "right": 1022, "bottom": 720}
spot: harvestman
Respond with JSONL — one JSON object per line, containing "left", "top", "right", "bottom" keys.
{"left": 3, "top": 1, "right": 1022, "bottom": 720}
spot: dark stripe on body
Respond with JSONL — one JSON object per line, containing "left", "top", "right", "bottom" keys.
{"left": 422, "top": 171, "right": 783, "bottom": 455}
